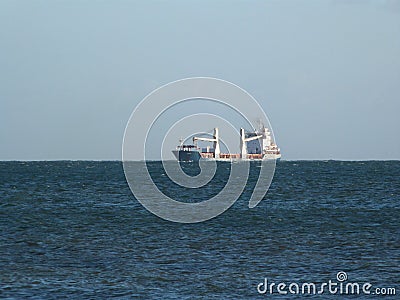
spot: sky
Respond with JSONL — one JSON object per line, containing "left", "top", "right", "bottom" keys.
{"left": 1, "top": 0, "right": 399, "bottom": 160}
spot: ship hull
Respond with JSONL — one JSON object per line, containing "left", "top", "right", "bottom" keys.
{"left": 172, "top": 150, "right": 280, "bottom": 162}
{"left": 200, "top": 157, "right": 280, "bottom": 161}
{"left": 172, "top": 150, "right": 202, "bottom": 162}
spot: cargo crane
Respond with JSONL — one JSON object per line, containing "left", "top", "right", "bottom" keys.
{"left": 240, "top": 128, "right": 263, "bottom": 158}
{"left": 193, "top": 128, "right": 220, "bottom": 159}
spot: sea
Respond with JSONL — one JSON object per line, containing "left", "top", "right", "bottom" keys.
{"left": 0, "top": 161, "right": 399, "bottom": 299}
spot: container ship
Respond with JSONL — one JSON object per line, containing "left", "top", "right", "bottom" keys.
{"left": 172, "top": 126, "right": 281, "bottom": 162}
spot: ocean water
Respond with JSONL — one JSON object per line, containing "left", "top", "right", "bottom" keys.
{"left": 0, "top": 161, "right": 399, "bottom": 299}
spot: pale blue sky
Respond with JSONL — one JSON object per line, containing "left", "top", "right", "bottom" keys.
{"left": 1, "top": 0, "right": 399, "bottom": 160}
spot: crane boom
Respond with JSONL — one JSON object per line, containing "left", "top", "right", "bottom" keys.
{"left": 193, "top": 137, "right": 217, "bottom": 142}
{"left": 244, "top": 135, "right": 263, "bottom": 142}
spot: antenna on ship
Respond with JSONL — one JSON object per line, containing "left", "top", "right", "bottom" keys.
{"left": 256, "top": 118, "right": 264, "bottom": 132}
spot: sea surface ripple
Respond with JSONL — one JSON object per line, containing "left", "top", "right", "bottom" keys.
{"left": 0, "top": 161, "right": 399, "bottom": 299}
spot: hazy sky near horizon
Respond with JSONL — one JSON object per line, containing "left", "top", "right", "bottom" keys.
{"left": 1, "top": 0, "right": 399, "bottom": 160}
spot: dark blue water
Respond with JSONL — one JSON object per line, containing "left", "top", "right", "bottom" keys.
{"left": 1, "top": 161, "right": 399, "bottom": 299}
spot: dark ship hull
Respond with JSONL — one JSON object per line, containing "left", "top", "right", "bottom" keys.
{"left": 172, "top": 150, "right": 201, "bottom": 162}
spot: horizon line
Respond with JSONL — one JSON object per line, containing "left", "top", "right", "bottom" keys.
{"left": 0, "top": 159, "right": 399, "bottom": 162}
